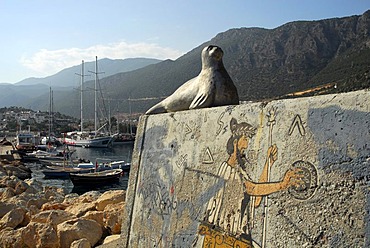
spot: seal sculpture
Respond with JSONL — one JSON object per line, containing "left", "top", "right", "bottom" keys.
{"left": 145, "top": 45, "right": 239, "bottom": 114}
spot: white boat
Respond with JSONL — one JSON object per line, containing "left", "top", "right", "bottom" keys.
{"left": 63, "top": 130, "right": 115, "bottom": 148}
{"left": 15, "top": 127, "right": 40, "bottom": 152}
{"left": 62, "top": 57, "right": 116, "bottom": 148}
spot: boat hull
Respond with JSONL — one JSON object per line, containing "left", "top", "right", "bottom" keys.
{"left": 63, "top": 136, "right": 114, "bottom": 148}
{"left": 69, "top": 169, "right": 122, "bottom": 184}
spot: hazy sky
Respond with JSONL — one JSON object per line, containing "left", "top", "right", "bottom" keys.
{"left": 0, "top": 0, "right": 368, "bottom": 84}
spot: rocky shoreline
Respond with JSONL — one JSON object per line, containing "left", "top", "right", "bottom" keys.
{"left": 0, "top": 159, "right": 125, "bottom": 247}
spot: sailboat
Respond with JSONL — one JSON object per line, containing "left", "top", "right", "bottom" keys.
{"left": 63, "top": 57, "right": 116, "bottom": 148}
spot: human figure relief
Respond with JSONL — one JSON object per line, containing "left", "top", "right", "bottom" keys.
{"left": 198, "top": 118, "right": 303, "bottom": 248}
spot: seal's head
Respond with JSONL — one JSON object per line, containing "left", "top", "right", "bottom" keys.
{"left": 202, "top": 45, "right": 224, "bottom": 69}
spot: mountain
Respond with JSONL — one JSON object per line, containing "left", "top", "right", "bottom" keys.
{"left": 15, "top": 58, "right": 162, "bottom": 87}
{"left": 4, "top": 10, "right": 370, "bottom": 118}
{"left": 0, "top": 57, "right": 161, "bottom": 110}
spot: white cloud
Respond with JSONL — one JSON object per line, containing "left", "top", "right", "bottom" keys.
{"left": 20, "top": 41, "right": 184, "bottom": 77}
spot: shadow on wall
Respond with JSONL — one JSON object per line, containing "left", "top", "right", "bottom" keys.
{"left": 308, "top": 105, "right": 370, "bottom": 246}
{"left": 308, "top": 105, "right": 370, "bottom": 178}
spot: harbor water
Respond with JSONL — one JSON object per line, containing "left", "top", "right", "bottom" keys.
{"left": 28, "top": 142, "right": 134, "bottom": 194}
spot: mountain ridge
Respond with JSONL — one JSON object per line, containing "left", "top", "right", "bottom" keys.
{"left": 2, "top": 10, "right": 370, "bottom": 118}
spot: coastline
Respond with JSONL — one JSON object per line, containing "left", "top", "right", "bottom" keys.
{"left": 0, "top": 157, "right": 126, "bottom": 247}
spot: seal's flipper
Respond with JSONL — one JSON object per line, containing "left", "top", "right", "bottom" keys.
{"left": 145, "top": 102, "right": 167, "bottom": 115}
{"left": 189, "top": 91, "right": 212, "bottom": 109}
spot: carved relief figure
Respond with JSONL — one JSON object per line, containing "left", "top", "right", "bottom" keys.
{"left": 199, "top": 118, "right": 303, "bottom": 248}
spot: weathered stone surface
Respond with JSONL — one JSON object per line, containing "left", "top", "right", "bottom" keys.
{"left": 82, "top": 210, "right": 104, "bottom": 227}
{"left": 96, "top": 190, "right": 125, "bottom": 211}
{"left": 0, "top": 207, "right": 26, "bottom": 230}
{"left": 20, "top": 222, "right": 59, "bottom": 248}
{"left": 1, "top": 186, "right": 15, "bottom": 199}
{"left": 32, "top": 209, "right": 75, "bottom": 228}
{"left": 122, "top": 90, "right": 370, "bottom": 247}
{"left": 57, "top": 218, "right": 103, "bottom": 248}
{"left": 70, "top": 238, "right": 91, "bottom": 248}
{"left": 27, "top": 197, "right": 48, "bottom": 209}
{"left": 3, "top": 164, "right": 31, "bottom": 180}
{"left": 65, "top": 202, "right": 97, "bottom": 217}
{"left": 41, "top": 202, "right": 69, "bottom": 211}
{"left": 0, "top": 227, "right": 25, "bottom": 247}
{"left": 102, "top": 234, "right": 120, "bottom": 245}
{"left": 14, "top": 180, "right": 29, "bottom": 195}
{"left": 24, "top": 178, "right": 43, "bottom": 192}
{"left": 104, "top": 202, "right": 124, "bottom": 235}
{"left": 0, "top": 201, "right": 17, "bottom": 218}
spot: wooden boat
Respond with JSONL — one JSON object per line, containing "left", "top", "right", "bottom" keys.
{"left": 69, "top": 169, "right": 122, "bottom": 184}
{"left": 42, "top": 166, "right": 93, "bottom": 178}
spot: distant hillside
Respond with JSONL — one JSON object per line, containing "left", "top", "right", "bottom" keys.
{"left": 15, "top": 58, "right": 162, "bottom": 87}
{"left": 7, "top": 10, "right": 370, "bottom": 118}
{"left": 0, "top": 58, "right": 161, "bottom": 109}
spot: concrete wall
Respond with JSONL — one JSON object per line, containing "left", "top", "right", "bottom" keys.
{"left": 122, "top": 89, "right": 369, "bottom": 248}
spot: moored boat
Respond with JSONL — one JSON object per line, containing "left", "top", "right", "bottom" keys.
{"left": 69, "top": 169, "right": 122, "bottom": 184}
{"left": 41, "top": 166, "right": 93, "bottom": 178}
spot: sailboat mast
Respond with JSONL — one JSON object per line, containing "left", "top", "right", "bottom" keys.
{"left": 81, "top": 60, "right": 84, "bottom": 132}
{"left": 49, "top": 87, "right": 52, "bottom": 139}
{"left": 95, "top": 56, "right": 98, "bottom": 132}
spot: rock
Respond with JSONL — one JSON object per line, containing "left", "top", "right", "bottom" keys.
{"left": 14, "top": 180, "right": 29, "bottom": 195}
{"left": 20, "top": 222, "right": 59, "bottom": 248}
{"left": 82, "top": 211, "right": 104, "bottom": 227}
{"left": 0, "top": 175, "right": 18, "bottom": 189}
{"left": 24, "top": 178, "right": 43, "bottom": 192}
{"left": 0, "top": 207, "right": 26, "bottom": 230}
{"left": 78, "top": 191, "right": 102, "bottom": 203}
{"left": 0, "top": 202, "right": 17, "bottom": 218}
{"left": 65, "top": 202, "right": 96, "bottom": 217}
{"left": 27, "top": 197, "right": 48, "bottom": 209}
{"left": 44, "top": 186, "right": 66, "bottom": 202}
{"left": 70, "top": 238, "right": 91, "bottom": 248}
{"left": 104, "top": 202, "right": 124, "bottom": 234}
{"left": 57, "top": 219, "right": 103, "bottom": 248}
{"left": 96, "top": 190, "right": 125, "bottom": 211}
{"left": 41, "top": 202, "right": 69, "bottom": 211}
{"left": 0, "top": 227, "right": 25, "bottom": 247}
{"left": 3, "top": 164, "right": 31, "bottom": 180}
{"left": 1, "top": 187, "right": 15, "bottom": 200}
{"left": 102, "top": 234, "right": 121, "bottom": 244}
{"left": 32, "top": 210, "right": 75, "bottom": 229}
{"left": 63, "top": 193, "right": 80, "bottom": 204}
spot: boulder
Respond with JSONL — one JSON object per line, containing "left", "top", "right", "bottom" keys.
{"left": 57, "top": 218, "right": 103, "bottom": 248}
{"left": 24, "top": 178, "right": 43, "bottom": 192}
{"left": 82, "top": 211, "right": 104, "bottom": 227}
{"left": 41, "top": 202, "right": 69, "bottom": 211}
{"left": 3, "top": 164, "right": 31, "bottom": 180}
{"left": 95, "top": 190, "right": 125, "bottom": 211}
{"left": 32, "top": 210, "right": 75, "bottom": 229}
{"left": 27, "top": 197, "right": 48, "bottom": 209}
{"left": 103, "top": 202, "right": 125, "bottom": 234}
{"left": 14, "top": 180, "right": 30, "bottom": 195}
{"left": 78, "top": 191, "right": 102, "bottom": 203}
{"left": 0, "top": 202, "right": 17, "bottom": 218}
{"left": 20, "top": 222, "right": 59, "bottom": 248}
{"left": 65, "top": 202, "right": 96, "bottom": 217}
{"left": 0, "top": 227, "right": 25, "bottom": 247}
{"left": 0, "top": 175, "right": 18, "bottom": 189}
{"left": 0, "top": 207, "right": 26, "bottom": 230}
{"left": 44, "top": 186, "right": 65, "bottom": 202}
{"left": 102, "top": 234, "right": 121, "bottom": 245}
{"left": 70, "top": 238, "right": 91, "bottom": 248}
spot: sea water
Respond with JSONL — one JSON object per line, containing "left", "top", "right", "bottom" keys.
{"left": 29, "top": 142, "right": 134, "bottom": 194}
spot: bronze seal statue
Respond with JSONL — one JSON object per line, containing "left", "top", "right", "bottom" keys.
{"left": 145, "top": 45, "right": 239, "bottom": 114}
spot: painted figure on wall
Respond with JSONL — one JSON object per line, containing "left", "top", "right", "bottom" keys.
{"left": 199, "top": 118, "right": 303, "bottom": 248}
